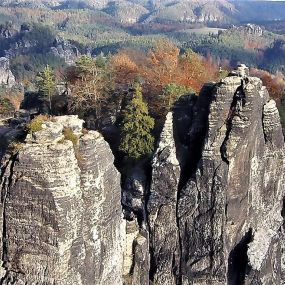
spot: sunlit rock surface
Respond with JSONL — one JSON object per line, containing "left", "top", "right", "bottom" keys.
{"left": 0, "top": 115, "right": 124, "bottom": 285}
{"left": 0, "top": 57, "right": 15, "bottom": 87}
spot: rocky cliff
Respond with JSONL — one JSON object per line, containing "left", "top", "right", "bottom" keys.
{"left": 1, "top": 65, "right": 285, "bottom": 285}
{"left": 146, "top": 64, "right": 285, "bottom": 285}
{"left": 50, "top": 37, "right": 80, "bottom": 65}
{"left": 0, "top": 115, "right": 124, "bottom": 285}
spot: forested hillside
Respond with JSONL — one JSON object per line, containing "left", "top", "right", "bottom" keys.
{"left": 1, "top": 0, "right": 285, "bottom": 25}
{"left": 1, "top": 0, "right": 285, "bottom": 139}
{"left": 0, "top": 6, "right": 285, "bottom": 79}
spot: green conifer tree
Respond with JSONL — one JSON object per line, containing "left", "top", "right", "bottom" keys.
{"left": 162, "top": 83, "right": 191, "bottom": 109}
{"left": 120, "top": 84, "right": 155, "bottom": 160}
{"left": 75, "top": 55, "right": 95, "bottom": 76}
{"left": 36, "top": 65, "right": 56, "bottom": 113}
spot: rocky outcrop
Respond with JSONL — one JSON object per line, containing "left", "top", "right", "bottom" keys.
{"left": 50, "top": 37, "right": 80, "bottom": 65}
{"left": 149, "top": 65, "right": 285, "bottom": 285}
{"left": 1, "top": 65, "right": 285, "bottom": 285}
{"left": 148, "top": 112, "right": 181, "bottom": 285}
{"left": 235, "top": 23, "right": 264, "bottom": 36}
{"left": 0, "top": 23, "right": 17, "bottom": 39}
{"left": 104, "top": 0, "right": 149, "bottom": 24}
{"left": 0, "top": 115, "right": 124, "bottom": 285}
{"left": 0, "top": 57, "right": 15, "bottom": 87}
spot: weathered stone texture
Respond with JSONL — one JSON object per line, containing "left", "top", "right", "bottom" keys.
{"left": 149, "top": 66, "right": 285, "bottom": 285}
{"left": 0, "top": 57, "right": 15, "bottom": 87}
{"left": 0, "top": 115, "right": 124, "bottom": 285}
{"left": 148, "top": 112, "right": 181, "bottom": 285}
{"left": 122, "top": 167, "right": 150, "bottom": 285}
{"left": 1, "top": 65, "right": 285, "bottom": 285}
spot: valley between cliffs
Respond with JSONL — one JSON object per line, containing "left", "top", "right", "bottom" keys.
{"left": 1, "top": 65, "right": 285, "bottom": 285}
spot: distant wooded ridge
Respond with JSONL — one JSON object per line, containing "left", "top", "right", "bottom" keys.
{"left": 1, "top": 0, "right": 285, "bottom": 25}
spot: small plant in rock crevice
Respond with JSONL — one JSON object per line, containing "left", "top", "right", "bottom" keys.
{"left": 62, "top": 127, "right": 78, "bottom": 146}
{"left": 59, "top": 127, "right": 84, "bottom": 161}
{"left": 7, "top": 141, "right": 23, "bottom": 154}
{"left": 26, "top": 114, "right": 50, "bottom": 134}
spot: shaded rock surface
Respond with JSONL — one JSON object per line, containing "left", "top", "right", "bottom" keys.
{"left": 0, "top": 115, "right": 124, "bottom": 285}
{"left": 148, "top": 65, "right": 285, "bottom": 285}
{"left": 121, "top": 166, "right": 151, "bottom": 285}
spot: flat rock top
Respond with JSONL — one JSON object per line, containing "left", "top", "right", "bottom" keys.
{"left": 26, "top": 115, "right": 84, "bottom": 144}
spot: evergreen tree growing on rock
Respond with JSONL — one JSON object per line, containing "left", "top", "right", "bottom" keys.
{"left": 36, "top": 65, "right": 56, "bottom": 113}
{"left": 120, "top": 84, "right": 155, "bottom": 160}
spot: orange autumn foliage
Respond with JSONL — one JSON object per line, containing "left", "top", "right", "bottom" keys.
{"left": 110, "top": 49, "right": 140, "bottom": 86}
{"left": 250, "top": 68, "right": 285, "bottom": 101}
{"left": 177, "top": 50, "right": 217, "bottom": 92}
{"left": 3, "top": 91, "right": 24, "bottom": 111}
{"left": 110, "top": 40, "right": 218, "bottom": 98}
{"left": 142, "top": 40, "right": 180, "bottom": 94}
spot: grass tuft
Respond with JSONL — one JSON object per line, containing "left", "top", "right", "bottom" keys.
{"left": 62, "top": 127, "right": 78, "bottom": 146}
{"left": 26, "top": 115, "right": 50, "bottom": 134}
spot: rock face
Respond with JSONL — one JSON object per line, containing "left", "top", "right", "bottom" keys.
{"left": 50, "top": 37, "right": 80, "bottom": 65}
{"left": 0, "top": 57, "right": 15, "bottom": 87}
{"left": 236, "top": 23, "right": 264, "bottom": 36}
{"left": 0, "top": 115, "right": 124, "bottom": 285}
{"left": 1, "top": 65, "right": 285, "bottom": 285}
{"left": 0, "top": 23, "right": 17, "bottom": 39}
{"left": 148, "top": 65, "right": 285, "bottom": 285}
{"left": 122, "top": 167, "right": 150, "bottom": 285}
{"left": 148, "top": 112, "right": 181, "bottom": 285}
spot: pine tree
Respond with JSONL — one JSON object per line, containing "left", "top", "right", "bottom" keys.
{"left": 120, "top": 84, "right": 155, "bottom": 160}
{"left": 36, "top": 65, "right": 56, "bottom": 113}
{"left": 75, "top": 55, "right": 95, "bottom": 76}
{"left": 162, "top": 83, "right": 191, "bottom": 109}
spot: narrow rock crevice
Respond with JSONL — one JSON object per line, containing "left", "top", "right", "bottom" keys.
{"left": 174, "top": 88, "right": 214, "bottom": 285}
{"left": 261, "top": 106, "right": 268, "bottom": 144}
{"left": 209, "top": 163, "right": 222, "bottom": 271}
{"left": 181, "top": 86, "right": 215, "bottom": 186}
{"left": 227, "top": 229, "right": 253, "bottom": 285}
{"left": 220, "top": 82, "right": 246, "bottom": 164}
{"left": 282, "top": 198, "right": 285, "bottom": 223}
{"left": 0, "top": 153, "right": 18, "bottom": 282}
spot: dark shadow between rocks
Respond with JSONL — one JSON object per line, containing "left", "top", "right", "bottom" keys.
{"left": 227, "top": 228, "right": 253, "bottom": 285}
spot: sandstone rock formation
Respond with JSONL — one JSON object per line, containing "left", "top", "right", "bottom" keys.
{"left": 0, "top": 57, "right": 15, "bottom": 87}
{"left": 148, "top": 65, "right": 285, "bottom": 285}
{"left": 0, "top": 115, "right": 124, "bottom": 285}
{"left": 1, "top": 65, "right": 285, "bottom": 285}
{"left": 235, "top": 23, "right": 263, "bottom": 36}
{"left": 148, "top": 112, "right": 181, "bottom": 285}
{"left": 0, "top": 22, "right": 17, "bottom": 39}
{"left": 50, "top": 37, "right": 80, "bottom": 65}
